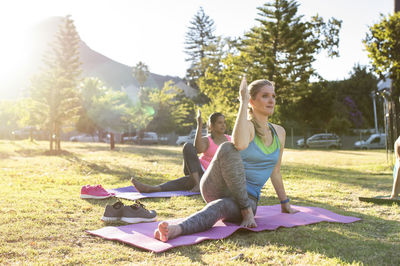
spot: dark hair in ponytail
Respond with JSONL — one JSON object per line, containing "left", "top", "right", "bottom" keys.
{"left": 208, "top": 112, "right": 224, "bottom": 133}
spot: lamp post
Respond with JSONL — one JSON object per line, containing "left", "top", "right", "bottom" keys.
{"left": 371, "top": 91, "right": 379, "bottom": 134}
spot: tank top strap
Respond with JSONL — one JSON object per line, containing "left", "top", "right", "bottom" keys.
{"left": 267, "top": 123, "right": 280, "bottom": 148}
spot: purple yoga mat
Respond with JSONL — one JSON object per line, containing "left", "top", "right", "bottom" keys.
{"left": 107, "top": 186, "right": 200, "bottom": 201}
{"left": 87, "top": 205, "right": 361, "bottom": 253}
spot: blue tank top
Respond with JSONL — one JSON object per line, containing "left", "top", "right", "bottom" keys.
{"left": 240, "top": 123, "right": 280, "bottom": 199}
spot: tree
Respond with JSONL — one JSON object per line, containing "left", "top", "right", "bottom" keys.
{"left": 0, "top": 100, "right": 22, "bottom": 139}
{"left": 76, "top": 77, "right": 108, "bottom": 137}
{"left": 327, "top": 116, "right": 352, "bottom": 136}
{"left": 364, "top": 12, "right": 400, "bottom": 150}
{"left": 184, "top": 7, "right": 219, "bottom": 89}
{"left": 132, "top": 61, "right": 150, "bottom": 88}
{"left": 146, "top": 81, "right": 196, "bottom": 135}
{"left": 287, "top": 81, "right": 335, "bottom": 134}
{"left": 321, "top": 65, "right": 379, "bottom": 130}
{"left": 75, "top": 77, "right": 134, "bottom": 150}
{"left": 89, "top": 89, "right": 132, "bottom": 150}
{"left": 242, "top": 0, "right": 341, "bottom": 110}
{"left": 197, "top": 0, "right": 341, "bottom": 129}
{"left": 131, "top": 61, "right": 155, "bottom": 138}
{"left": 29, "top": 15, "right": 82, "bottom": 153}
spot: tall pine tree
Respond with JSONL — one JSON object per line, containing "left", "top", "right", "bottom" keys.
{"left": 30, "top": 15, "right": 82, "bottom": 153}
{"left": 242, "top": 0, "right": 341, "bottom": 106}
{"left": 184, "top": 7, "right": 219, "bottom": 90}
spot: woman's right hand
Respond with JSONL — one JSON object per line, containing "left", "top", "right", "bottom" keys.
{"left": 239, "top": 75, "right": 249, "bottom": 103}
{"left": 281, "top": 203, "right": 299, "bottom": 214}
{"left": 196, "top": 109, "right": 202, "bottom": 126}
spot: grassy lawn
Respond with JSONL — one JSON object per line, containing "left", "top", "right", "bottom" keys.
{"left": 0, "top": 140, "right": 399, "bottom": 265}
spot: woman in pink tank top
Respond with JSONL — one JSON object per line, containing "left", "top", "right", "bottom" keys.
{"left": 199, "top": 132, "right": 231, "bottom": 170}
{"left": 131, "top": 111, "right": 230, "bottom": 192}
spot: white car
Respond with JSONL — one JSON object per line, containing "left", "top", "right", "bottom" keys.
{"left": 132, "top": 132, "right": 159, "bottom": 145}
{"left": 70, "top": 134, "right": 102, "bottom": 142}
{"left": 354, "top": 133, "right": 386, "bottom": 149}
{"left": 176, "top": 129, "right": 207, "bottom": 145}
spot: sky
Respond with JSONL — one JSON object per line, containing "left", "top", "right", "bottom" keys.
{"left": 0, "top": 0, "right": 395, "bottom": 98}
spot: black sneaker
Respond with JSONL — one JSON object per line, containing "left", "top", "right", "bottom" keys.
{"left": 121, "top": 200, "right": 157, "bottom": 224}
{"left": 101, "top": 201, "right": 124, "bottom": 222}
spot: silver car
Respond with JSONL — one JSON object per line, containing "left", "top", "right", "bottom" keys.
{"left": 297, "top": 133, "right": 341, "bottom": 149}
{"left": 132, "top": 132, "right": 158, "bottom": 145}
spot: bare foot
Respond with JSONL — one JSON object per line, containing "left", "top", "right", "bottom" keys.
{"left": 189, "top": 184, "right": 200, "bottom": 192}
{"left": 130, "top": 177, "right": 161, "bottom": 193}
{"left": 154, "top": 222, "right": 182, "bottom": 242}
{"left": 240, "top": 207, "right": 257, "bottom": 228}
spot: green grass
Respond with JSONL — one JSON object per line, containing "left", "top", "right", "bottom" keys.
{"left": 0, "top": 140, "right": 399, "bottom": 265}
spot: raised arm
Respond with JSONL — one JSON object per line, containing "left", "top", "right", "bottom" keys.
{"left": 232, "top": 76, "right": 254, "bottom": 151}
{"left": 194, "top": 109, "right": 209, "bottom": 154}
{"left": 269, "top": 125, "right": 298, "bottom": 214}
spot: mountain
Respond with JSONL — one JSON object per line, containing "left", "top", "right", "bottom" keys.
{"left": 1, "top": 16, "right": 197, "bottom": 100}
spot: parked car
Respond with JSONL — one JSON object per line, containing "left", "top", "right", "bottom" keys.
{"left": 176, "top": 129, "right": 207, "bottom": 145}
{"left": 12, "top": 127, "right": 37, "bottom": 140}
{"left": 132, "top": 132, "right": 158, "bottom": 145}
{"left": 297, "top": 133, "right": 341, "bottom": 149}
{"left": 354, "top": 133, "right": 386, "bottom": 149}
{"left": 70, "top": 134, "right": 102, "bottom": 142}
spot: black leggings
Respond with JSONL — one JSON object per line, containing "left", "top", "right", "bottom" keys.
{"left": 159, "top": 143, "right": 204, "bottom": 191}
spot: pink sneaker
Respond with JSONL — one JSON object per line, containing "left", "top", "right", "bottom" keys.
{"left": 80, "top": 185, "right": 115, "bottom": 199}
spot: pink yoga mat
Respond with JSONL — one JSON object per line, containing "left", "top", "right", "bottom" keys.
{"left": 107, "top": 186, "right": 200, "bottom": 201}
{"left": 87, "top": 205, "right": 361, "bottom": 253}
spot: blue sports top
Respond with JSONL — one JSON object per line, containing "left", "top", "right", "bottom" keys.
{"left": 240, "top": 123, "right": 280, "bottom": 199}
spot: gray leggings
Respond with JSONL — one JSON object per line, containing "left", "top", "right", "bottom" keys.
{"left": 159, "top": 143, "right": 204, "bottom": 191}
{"left": 179, "top": 142, "right": 258, "bottom": 235}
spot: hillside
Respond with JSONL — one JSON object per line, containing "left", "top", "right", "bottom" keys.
{"left": 1, "top": 16, "right": 196, "bottom": 100}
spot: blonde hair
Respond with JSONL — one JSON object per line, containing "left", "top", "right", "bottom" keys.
{"left": 248, "top": 79, "right": 275, "bottom": 138}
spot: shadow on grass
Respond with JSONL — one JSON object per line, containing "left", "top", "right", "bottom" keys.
{"left": 282, "top": 163, "right": 392, "bottom": 193}
{"left": 232, "top": 196, "right": 398, "bottom": 265}
{"left": 165, "top": 196, "right": 399, "bottom": 265}
{"left": 53, "top": 149, "right": 178, "bottom": 185}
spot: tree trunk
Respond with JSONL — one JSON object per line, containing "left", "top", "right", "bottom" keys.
{"left": 49, "top": 131, "right": 53, "bottom": 152}
{"left": 56, "top": 125, "right": 61, "bottom": 152}
{"left": 110, "top": 132, "right": 115, "bottom": 150}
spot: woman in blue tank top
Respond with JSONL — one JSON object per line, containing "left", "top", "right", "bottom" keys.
{"left": 154, "top": 76, "right": 297, "bottom": 242}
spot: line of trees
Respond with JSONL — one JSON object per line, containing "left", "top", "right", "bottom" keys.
{"left": 184, "top": 0, "right": 380, "bottom": 137}
{"left": 364, "top": 10, "right": 400, "bottom": 151}
{"left": 1, "top": 0, "right": 397, "bottom": 153}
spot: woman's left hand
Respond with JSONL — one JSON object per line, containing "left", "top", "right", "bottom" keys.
{"left": 281, "top": 203, "right": 299, "bottom": 214}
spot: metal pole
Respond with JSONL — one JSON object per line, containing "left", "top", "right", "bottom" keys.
{"left": 384, "top": 96, "right": 389, "bottom": 163}
{"left": 372, "top": 91, "right": 379, "bottom": 134}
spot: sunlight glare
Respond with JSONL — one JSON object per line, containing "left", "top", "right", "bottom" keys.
{"left": 0, "top": 31, "right": 30, "bottom": 77}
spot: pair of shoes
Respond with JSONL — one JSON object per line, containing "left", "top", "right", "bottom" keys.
{"left": 102, "top": 200, "right": 157, "bottom": 223}
{"left": 80, "top": 185, "right": 115, "bottom": 199}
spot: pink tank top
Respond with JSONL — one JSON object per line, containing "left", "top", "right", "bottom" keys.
{"left": 199, "top": 134, "right": 231, "bottom": 170}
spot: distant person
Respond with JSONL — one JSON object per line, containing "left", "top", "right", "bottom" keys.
{"left": 131, "top": 110, "right": 231, "bottom": 193}
{"left": 154, "top": 76, "right": 297, "bottom": 242}
{"left": 390, "top": 136, "right": 400, "bottom": 200}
